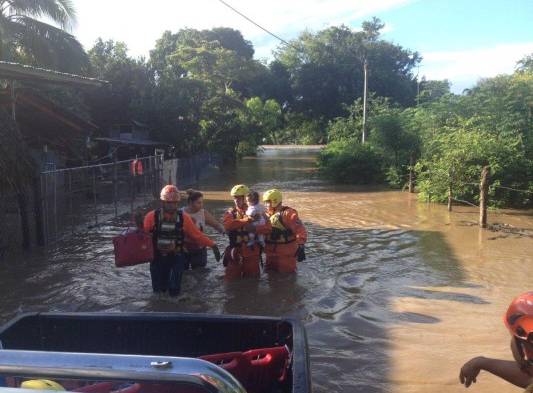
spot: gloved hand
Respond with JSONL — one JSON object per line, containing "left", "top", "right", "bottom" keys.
{"left": 296, "top": 244, "right": 306, "bottom": 262}
{"left": 211, "top": 245, "right": 221, "bottom": 262}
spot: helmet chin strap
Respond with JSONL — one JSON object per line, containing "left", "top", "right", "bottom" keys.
{"left": 514, "top": 337, "right": 533, "bottom": 370}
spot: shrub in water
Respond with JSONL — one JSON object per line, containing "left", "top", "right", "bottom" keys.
{"left": 318, "top": 140, "right": 384, "bottom": 184}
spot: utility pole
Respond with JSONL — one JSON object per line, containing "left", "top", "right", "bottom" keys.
{"left": 416, "top": 65, "right": 420, "bottom": 106}
{"left": 362, "top": 58, "right": 368, "bottom": 144}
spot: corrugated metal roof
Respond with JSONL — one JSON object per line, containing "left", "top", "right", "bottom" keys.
{"left": 0, "top": 61, "right": 108, "bottom": 87}
{"left": 94, "top": 137, "right": 164, "bottom": 146}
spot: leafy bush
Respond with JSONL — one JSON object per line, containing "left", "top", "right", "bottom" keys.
{"left": 318, "top": 140, "right": 384, "bottom": 184}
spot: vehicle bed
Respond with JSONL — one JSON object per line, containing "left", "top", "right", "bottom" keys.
{"left": 0, "top": 312, "right": 311, "bottom": 393}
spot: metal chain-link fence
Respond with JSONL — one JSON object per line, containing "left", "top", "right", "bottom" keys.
{"left": 0, "top": 152, "right": 220, "bottom": 251}
{"left": 40, "top": 154, "right": 164, "bottom": 244}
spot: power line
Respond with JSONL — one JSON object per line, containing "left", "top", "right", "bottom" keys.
{"left": 215, "top": 0, "right": 293, "bottom": 48}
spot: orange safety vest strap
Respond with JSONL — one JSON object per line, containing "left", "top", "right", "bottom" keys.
{"left": 280, "top": 207, "right": 307, "bottom": 245}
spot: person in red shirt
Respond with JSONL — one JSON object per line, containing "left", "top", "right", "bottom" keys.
{"left": 460, "top": 292, "right": 533, "bottom": 391}
{"left": 222, "top": 184, "right": 270, "bottom": 280}
{"left": 260, "top": 189, "right": 307, "bottom": 273}
{"left": 144, "top": 185, "right": 220, "bottom": 296}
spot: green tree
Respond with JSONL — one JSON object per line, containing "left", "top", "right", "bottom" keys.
{"left": 0, "top": 0, "right": 87, "bottom": 72}
{"left": 516, "top": 53, "right": 533, "bottom": 72}
{"left": 242, "top": 97, "right": 282, "bottom": 144}
{"left": 418, "top": 79, "right": 451, "bottom": 104}
{"left": 86, "top": 39, "right": 153, "bottom": 129}
{"left": 318, "top": 141, "right": 384, "bottom": 184}
{"left": 276, "top": 20, "right": 420, "bottom": 120}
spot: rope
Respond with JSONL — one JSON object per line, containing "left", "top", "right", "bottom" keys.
{"left": 451, "top": 198, "right": 479, "bottom": 208}
{"left": 493, "top": 185, "right": 533, "bottom": 195}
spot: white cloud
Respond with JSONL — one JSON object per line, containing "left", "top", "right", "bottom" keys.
{"left": 420, "top": 43, "right": 533, "bottom": 93}
{"left": 72, "top": 0, "right": 413, "bottom": 58}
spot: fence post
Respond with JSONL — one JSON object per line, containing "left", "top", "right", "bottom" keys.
{"left": 130, "top": 164, "right": 135, "bottom": 214}
{"left": 68, "top": 171, "right": 74, "bottom": 234}
{"left": 447, "top": 184, "right": 453, "bottom": 212}
{"left": 92, "top": 168, "right": 98, "bottom": 225}
{"left": 53, "top": 172, "right": 58, "bottom": 236}
{"left": 408, "top": 153, "right": 415, "bottom": 193}
{"left": 33, "top": 176, "right": 45, "bottom": 246}
{"left": 113, "top": 159, "right": 118, "bottom": 217}
{"left": 16, "top": 190, "right": 31, "bottom": 249}
{"left": 479, "top": 165, "right": 490, "bottom": 228}
{"left": 43, "top": 173, "right": 48, "bottom": 244}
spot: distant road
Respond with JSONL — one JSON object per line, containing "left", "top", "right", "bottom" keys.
{"left": 260, "top": 144, "right": 325, "bottom": 150}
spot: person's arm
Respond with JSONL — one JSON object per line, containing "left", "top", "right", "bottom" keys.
{"left": 283, "top": 208, "right": 307, "bottom": 245}
{"left": 182, "top": 213, "right": 215, "bottom": 248}
{"left": 223, "top": 210, "right": 251, "bottom": 232}
{"left": 143, "top": 211, "right": 155, "bottom": 233}
{"left": 460, "top": 356, "right": 533, "bottom": 389}
{"left": 205, "top": 210, "right": 225, "bottom": 234}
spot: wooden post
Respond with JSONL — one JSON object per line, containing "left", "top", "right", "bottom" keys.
{"left": 408, "top": 153, "right": 415, "bottom": 193}
{"left": 479, "top": 165, "right": 490, "bottom": 228}
{"left": 447, "top": 184, "right": 453, "bottom": 212}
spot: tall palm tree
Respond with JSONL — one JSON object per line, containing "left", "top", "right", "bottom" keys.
{"left": 0, "top": 0, "right": 88, "bottom": 72}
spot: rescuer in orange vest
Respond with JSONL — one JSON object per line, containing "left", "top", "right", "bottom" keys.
{"left": 222, "top": 184, "right": 270, "bottom": 280}
{"left": 460, "top": 292, "right": 533, "bottom": 390}
{"left": 260, "top": 189, "right": 307, "bottom": 273}
{"left": 144, "top": 185, "right": 220, "bottom": 296}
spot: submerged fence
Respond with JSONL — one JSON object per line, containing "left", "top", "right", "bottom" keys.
{"left": 40, "top": 154, "right": 164, "bottom": 244}
{"left": 38, "top": 152, "right": 220, "bottom": 246}
{"left": 0, "top": 152, "right": 220, "bottom": 250}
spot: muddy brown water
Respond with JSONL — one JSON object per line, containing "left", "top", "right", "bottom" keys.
{"left": 1, "top": 147, "right": 533, "bottom": 393}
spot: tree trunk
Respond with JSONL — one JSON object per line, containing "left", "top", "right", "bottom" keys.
{"left": 408, "top": 153, "right": 415, "bottom": 193}
{"left": 447, "top": 185, "right": 453, "bottom": 212}
{"left": 479, "top": 166, "right": 490, "bottom": 228}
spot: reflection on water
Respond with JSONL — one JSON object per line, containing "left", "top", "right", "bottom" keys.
{"left": 1, "top": 148, "right": 533, "bottom": 393}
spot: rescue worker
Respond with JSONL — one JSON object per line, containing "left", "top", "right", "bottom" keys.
{"left": 222, "top": 184, "right": 270, "bottom": 279}
{"left": 260, "top": 189, "right": 307, "bottom": 273}
{"left": 459, "top": 292, "right": 533, "bottom": 390}
{"left": 144, "top": 185, "right": 220, "bottom": 296}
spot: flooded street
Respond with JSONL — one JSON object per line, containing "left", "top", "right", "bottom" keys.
{"left": 1, "top": 147, "right": 533, "bottom": 393}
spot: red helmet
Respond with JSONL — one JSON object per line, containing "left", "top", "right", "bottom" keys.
{"left": 505, "top": 292, "right": 533, "bottom": 363}
{"left": 504, "top": 292, "right": 533, "bottom": 341}
{"left": 160, "top": 185, "right": 180, "bottom": 202}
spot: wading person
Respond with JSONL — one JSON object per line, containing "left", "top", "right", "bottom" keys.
{"left": 223, "top": 184, "right": 270, "bottom": 279}
{"left": 259, "top": 189, "right": 307, "bottom": 273}
{"left": 459, "top": 292, "right": 533, "bottom": 390}
{"left": 144, "top": 185, "right": 220, "bottom": 296}
{"left": 182, "top": 189, "right": 225, "bottom": 269}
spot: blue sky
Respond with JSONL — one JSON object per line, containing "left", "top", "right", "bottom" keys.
{"left": 72, "top": 0, "right": 533, "bottom": 93}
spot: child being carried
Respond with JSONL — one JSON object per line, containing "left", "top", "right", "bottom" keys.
{"left": 245, "top": 191, "right": 266, "bottom": 248}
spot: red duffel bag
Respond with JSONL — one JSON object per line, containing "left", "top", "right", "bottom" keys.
{"left": 113, "top": 229, "right": 154, "bottom": 267}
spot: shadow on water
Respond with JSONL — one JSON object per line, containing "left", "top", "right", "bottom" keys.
{"left": 302, "top": 223, "right": 486, "bottom": 393}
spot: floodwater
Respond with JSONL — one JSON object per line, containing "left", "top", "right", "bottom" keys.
{"left": 1, "top": 147, "right": 533, "bottom": 393}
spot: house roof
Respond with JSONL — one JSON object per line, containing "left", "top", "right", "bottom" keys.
{"left": 0, "top": 89, "right": 99, "bottom": 133}
{"left": 94, "top": 137, "right": 164, "bottom": 147}
{"left": 0, "top": 61, "right": 108, "bottom": 87}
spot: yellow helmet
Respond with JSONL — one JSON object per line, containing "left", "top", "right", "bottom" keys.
{"left": 21, "top": 380, "right": 65, "bottom": 391}
{"left": 263, "top": 189, "right": 282, "bottom": 207}
{"left": 230, "top": 184, "right": 250, "bottom": 197}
